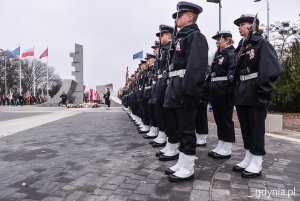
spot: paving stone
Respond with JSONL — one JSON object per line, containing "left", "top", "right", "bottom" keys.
{"left": 192, "top": 180, "right": 210, "bottom": 191}
{"left": 134, "top": 183, "right": 156, "bottom": 195}
{"left": 42, "top": 197, "right": 64, "bottom": 201}
{"left": 113, "top": 188, "right": 133, "bottom": 196}
{"left": 211, "top": 189, "right": 231, "bottom": 201}
{"left": 214, "top": 172, "right": 231, "bottom": 181}
{"left": 169, "top": 190, "right": 190, "bottom": 201}
{"left": 127, "top": 193, "right": 149, "bottom": 201}
{"left": 172, "top": 181, "right": 193, "bottom": 191}
{"left": 82, "top": 195, "right": 109, "bottom": 201}
{"left": 93, "top": 189, "right": 114, "bottom": 196}
{"left": 101, "top": 184, "right": 119, "bottom": 190}
{"left": 119, "top": 183, "right": 138, "bottom": 190}
{"left": 107, "top": 194, "right": 128, "bottom": 201}
{"left": 212, "top": 179, "right": 231, "bottom": 190}
{"left": 190, "top": 189, "right": 209, "bottom": 201}
{"left": 107, "top": 176, "right": 127, "bottom": 185}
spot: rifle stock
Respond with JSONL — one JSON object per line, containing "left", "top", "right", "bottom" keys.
{"left": 233, "top": 14, "right": 258, "bottom": 80}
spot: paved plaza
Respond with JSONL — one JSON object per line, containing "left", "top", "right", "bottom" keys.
{"left": 0, "top": 106, "right": 299, "bottom": 201}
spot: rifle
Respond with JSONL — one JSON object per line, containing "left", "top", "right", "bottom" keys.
{"left": 156, "top": 27, "right": 162, "bottom": 75}
{"left": 207, "top": 33, "right": 223, "bottom": 81}
{"left": 167, "top": 9, "right": 179, "bottom": 72}
{"left": 232, "top": 14, "right": 258, "bottom": 81}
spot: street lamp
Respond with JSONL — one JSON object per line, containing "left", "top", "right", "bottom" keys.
{"left": 254, "top": 0, "right": 270, "bottom": 41}
{"left": 207, "top": 0, "right": 222, "bottom": 31}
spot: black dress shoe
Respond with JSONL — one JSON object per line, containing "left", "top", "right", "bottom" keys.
{"left": 159, "top": 153, "right": 179, "bottom": 161}
{"left": 165, "top": 168, "right": 175, "bottom": 175}
{"left": 168, "top": 174, "right": 194, "bottom": 182}
{"left": 196, "top": 143, "right": 206, "bottom": 147}
{"left": 232, "top": 165, "right": 245, "bottom": 173}
{"left": 152, "top": 141, "right": 166, "bottom": 147}
{"left": 212, "top": 153, "right": 231, "bottom": 159}
{"left": 139, "top": 130, "right": 150, "bottom": 134}
{"left": 155, "top": 151, "right": 163, "bottom": 157}
{"left": 208, "top": 151, "right": 215, "bottom": 157}
{"left": 241, "top": 170, "right": 262, "bottom": 178}
{"left": 143, "top": 135, "right": 157, "bottom": 139}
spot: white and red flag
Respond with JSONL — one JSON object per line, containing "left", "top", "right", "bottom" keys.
{"left": 89, "top": 89, "right": 94, "bottom": 102}
{"left": 22, "top": 47, "right": 34, "bottom": 58}
{"left": 39, "top": 48, "right": 48, "bottom": 59}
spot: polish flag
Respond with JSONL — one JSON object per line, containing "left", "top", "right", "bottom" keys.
{"left": 22, "top": 48, "right": 34, "bottom": 58}
{"left": 89, "top": 89, "right": 94, "bottom": 103}
{"left": 39, "top": 48, "right": 48, "bottom": 59}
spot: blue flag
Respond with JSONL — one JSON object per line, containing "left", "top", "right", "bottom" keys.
{"left": 7, "top": 46, "right": 20, "bottom": 56}
{"left": 133, "top": 50, "right": 143, "bottom": 60}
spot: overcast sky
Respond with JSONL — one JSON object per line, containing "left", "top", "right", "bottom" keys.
{"left": 1, "top": 0, "right": 299, "bottom": 92}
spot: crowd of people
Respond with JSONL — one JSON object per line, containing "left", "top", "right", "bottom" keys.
{"left": 0, "top": 92, "right": 49, "bottom": 106}
{"left": 119, "top": 1, "right": 280, "bottom": 183}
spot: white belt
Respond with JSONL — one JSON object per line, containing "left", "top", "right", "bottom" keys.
{"left": 158, "top": 74, "right": 163, "bottom": 79}
{"left": 211, "top": 76, "right": 227, "bottom": 82}
{"left": 145, "top": 86, "right": 151, "bottom": 89}
{"left": 240, "top": 72, "right": 258, "bottom": 81}
{"left": 169, "top": 69, "right": 186, "bottom": 78}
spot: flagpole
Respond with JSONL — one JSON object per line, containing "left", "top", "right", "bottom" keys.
{"left": 19, "top": 59, "right": 22, "bottom": 94}
{"left": 33, "top": 46, "right": 36, "bottom": 97}
{"left": 4, "top": 58, "right": 7, "bottom": 96}
{"left": 46, "top": 46, "right": 49, "bottom": 98}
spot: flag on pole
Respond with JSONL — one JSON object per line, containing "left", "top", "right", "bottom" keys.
{"left": 133, "top": 50, "right": 143, "bottom": 60}
{"left": 39, "top": 48, "right": 48, "bottom": 59}
{"left": 7, "top": 47, "right": 20, "bottom": 56}
{"left": 22, "top": 47, "right": 34, "bottom": 58}
{"left": 90, "top": 88, "right": 94, "bottom": 102}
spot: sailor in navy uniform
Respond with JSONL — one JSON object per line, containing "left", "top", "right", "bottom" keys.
{"left": 152, "top": 25, "right": 181, "bottom": 160}
{"left": 143, "top": 53, "right": 159, "bottom": 139}
{"left": 231, "top": 14, "right": 281, "bottom": 178}
{"left": 163, "top": 1, "right": 208, "bottom": 182}
{"left": 207, "top": 30, "right": 236, "bottom": 159}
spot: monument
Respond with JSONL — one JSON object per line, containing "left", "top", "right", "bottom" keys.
{"left": 41, "top": 43, "right": 84, "bottom": 106}
{"left": 69, "top": 43, "right": 84, "bottom": 104}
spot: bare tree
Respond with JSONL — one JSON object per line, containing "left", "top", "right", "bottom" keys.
{"left": 263, "top": 21, "right": 300, "bottom": 62}
{"left": 0, "top": 50, "right": 62, "bottom": 96}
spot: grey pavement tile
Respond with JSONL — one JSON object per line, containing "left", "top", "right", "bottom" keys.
{"left": 190, "top": 189, "right": 209, "bottom": 201}
{"left": 192, "top": 180, "right": 211, "bottom": 191}
{"left": 64, "top": 191, "right": 87, "bottom": 201}
{"left": 212, "top": 179, "right": 231, "bottom": 190}
{"left": 113, "top": 188, "right": 133, "bottom": 196}
{"left": 107, "top": 194, "right": 128, "bottom": 201}
{"left": 169, "top": 190, "right": 190, "bottom": 201}
{"left": 125, "top": 179, "right": 141, "bottom": 185}
{"left": 101, "top": 184, "right": 119, "bottom": 190}
{"left": 93, "top": 189, "right": 114, "bottom": 196}
{"left": 144, "top": 178, "right": 161, "bottom": 184}
{"left": 211, "top": 189, "right": 231, "bottom": 201}
{"left": 134, "top": 183, "right": 156, "bottom": 195}
{"left": 42, "top": 197, "right": 64, "bottom": 201}
{"left": 127, "top": 193, "right": 149, "bottom": 201}
{"left": 107, "top": 175, "right": 127, "bottom": 185}
{"left": 82, "top": 195, "right": 109, "bottom": 201}
{"left": 214, "top": 172, "right": 231, "bottom": 181}
{"left": 119, "top": 183, "right": 138, "bottom": 190}
{"left": 231, "top": 183, "right": 249, "bottom": 190}
{"left": 172, "top": 181, "right": 193, "bottom": 192}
